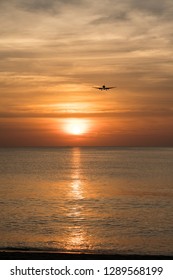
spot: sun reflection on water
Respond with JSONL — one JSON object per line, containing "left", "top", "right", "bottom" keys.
{"left": 70, "top": 147, "right": 84, "bottom": 200}
{"left": 65, "top": 148, "right": 89, "bottom": 251}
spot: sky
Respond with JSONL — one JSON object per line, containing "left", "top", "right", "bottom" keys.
{"left": 0, "top": 0, "right": 173, "bottom": 146}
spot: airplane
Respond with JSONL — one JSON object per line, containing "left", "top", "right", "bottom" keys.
{"left": 93, "top": 84, "right": 116, "bottom": 91}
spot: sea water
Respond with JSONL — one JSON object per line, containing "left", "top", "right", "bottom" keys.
{"left": 0, "top": 147, "right": 173, "bottom": 255}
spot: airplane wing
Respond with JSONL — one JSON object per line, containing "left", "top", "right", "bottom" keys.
{"left": 93, "top": 87, "right": 102, "bottom": 89}
{"left": 106, "top": 87, "right": 116, "bottom": 89}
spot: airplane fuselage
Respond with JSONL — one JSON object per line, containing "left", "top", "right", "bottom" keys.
{"left": 101, "top": 85, "right": 106, "bottom": 90}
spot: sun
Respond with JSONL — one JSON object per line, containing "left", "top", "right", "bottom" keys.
{"left": 64, "top": 119, "right": 89, "bottom": 135}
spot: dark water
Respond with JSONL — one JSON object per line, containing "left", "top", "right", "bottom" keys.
{"left": 0, "top": 147, "right": 173, "bottom": 255}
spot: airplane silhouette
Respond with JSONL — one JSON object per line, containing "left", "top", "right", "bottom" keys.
{"left": 93, "top": 84, "right": 116, "bottom": 91}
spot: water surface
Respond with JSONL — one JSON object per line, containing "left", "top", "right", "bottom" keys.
{"left": 0, "top": 147, "right": 173, "bottom": 255}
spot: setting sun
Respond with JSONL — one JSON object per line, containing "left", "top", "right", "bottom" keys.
{"left": 64, "top": 119, "right": 89, "bottom": 135}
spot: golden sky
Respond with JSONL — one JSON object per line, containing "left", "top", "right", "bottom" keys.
{"left": 0, "top": 0, "right": 173, "bottom": 146}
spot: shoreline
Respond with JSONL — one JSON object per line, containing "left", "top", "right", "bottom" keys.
{"left": 0, "top": 250, "right": 172, "bottom": 260}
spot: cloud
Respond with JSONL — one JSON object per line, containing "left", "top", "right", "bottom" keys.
{"left": 130, "top": 0, "right": 172, "bottom": 16}
{"left": 93, "top": 0, "right": 173, "bottom": 18}
{"left": 0, "top": 0, "right": 173, "bottom": 121}
{"left": 89, "top": 0, "right": 173, "bottom": 43}
{"left": 0, "top": 0, "right": 84, "bottom": 13}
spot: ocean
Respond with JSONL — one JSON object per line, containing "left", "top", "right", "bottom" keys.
{"left": 0, "top": 147, "right": 173, "bottom": 256}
